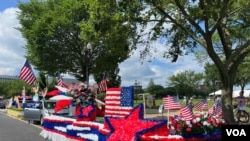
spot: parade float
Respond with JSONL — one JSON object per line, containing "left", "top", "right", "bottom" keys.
{"left": 38, "top": 87, "right": 183, "bottom": 141}
{"left": 38, "top": 86, "right": 224, "bottom": 141}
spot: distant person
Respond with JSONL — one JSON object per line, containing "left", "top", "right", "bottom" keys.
{"left": 186, "top": 97, "right": 193, "bottom": 113}
{"left": 153, "top": 96, "right": 156, "bottom": 107}
{"left": 147, "top": 95, "right": 153, "bottom": 108}
{"left": 214, "top": 95, "right": 221, "bottom": 107}
{"left": 235, "top": 90, "right": 248, "bottom": 111}
{"left": 183, "top": 96, "right": 186, "bottom": 105}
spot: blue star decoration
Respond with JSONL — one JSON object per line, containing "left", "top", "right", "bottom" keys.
{"left": 104, "top": 104, "right": 168, "bottom": 141}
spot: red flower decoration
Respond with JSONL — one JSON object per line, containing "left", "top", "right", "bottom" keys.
{"left": 104, "top": 104, "right": 168, "bottom": 141}
{"left": 196, "top": 122, "right": 202, "bottom": 126}
{"left": 176, "top": 123, "right": 182, "bottom": 129}
{"left": 169, "top": 116, "right": 174, "bottom": 121}
{"left": 186, "top": 127, "right": 192, "bottom": 132}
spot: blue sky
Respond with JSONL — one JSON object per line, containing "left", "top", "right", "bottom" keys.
{"left": 0, "top": 0, "right": 205, "bottom": 89}
{"left": 0, "top": 2, "right": 16, "bottom": 10}
{"left": 0, "top": 0, "right": 30, "bottom": 10}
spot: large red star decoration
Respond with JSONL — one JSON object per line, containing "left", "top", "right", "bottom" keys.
{"left": 104, "top": 104, "right": 168, "bottom": 141}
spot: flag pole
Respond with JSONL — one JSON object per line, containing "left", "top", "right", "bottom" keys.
{"left": 167, "top": 109, "right": 170, "bottom": 122}
{"left": 162, "top": 109, "right": 163, "bottom": 118}
{"left": 143, "top": 94, "right": 146, "bottom": 117}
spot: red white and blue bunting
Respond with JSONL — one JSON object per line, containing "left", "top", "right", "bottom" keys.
{"left": 40, "top": 104, "right": 184, "bottom": 141}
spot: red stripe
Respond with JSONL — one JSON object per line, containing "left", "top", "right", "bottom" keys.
{"left": 105, "top": 103, "right": 121, "bottom": 106}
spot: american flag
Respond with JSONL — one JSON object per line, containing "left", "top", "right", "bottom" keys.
{"left": 208, "top": 105, "right": 214, "bottom": 115}
{"left": 194, "top": 99, "right": 208, "bottom": 111}
{"left": 209, "top": 104, "right": 223, "bottom": 117}
{"left": 99, "top": 76, "right": 108, "bottom": 92}
{"left": 104, "top": 87, "right": 134, "bottom": 117}
{"left": 163, "top": 96, "right": 181, "bottom": 110}
{"left": 19, "top": 60, "right": 36, "bottom": 85}
{"left": 57, "top": 74, "right": 68, "bottom": 88}
{"left": 214, "top": 105, "right": 223, "bottom": 116}
{"left": 180, "top": 106, "right": 193, "bottom": 121}
{"left": 67, "top": 82, "right": 82, "bottom": 91}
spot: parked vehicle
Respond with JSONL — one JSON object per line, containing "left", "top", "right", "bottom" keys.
{"left": 23, "top": 99, "right": 70, "bottom": 125}
{"left": 0, "top": 100, "right": 6, "bottom": 109}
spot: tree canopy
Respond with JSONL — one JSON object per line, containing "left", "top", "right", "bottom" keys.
{"left": 17, "top": 0, "right": 250, "bottom": 123}
{"left": 167, "top": 70, "right": 204, "bottom": 98}
{"left": 119, "top": 0, "right": 250, "bottom": 124}
{"left": 0, "top": 80, "right": 32, "bottom": 98}
{"left": 17, "top": 0, "right": 134, "bottom": 82}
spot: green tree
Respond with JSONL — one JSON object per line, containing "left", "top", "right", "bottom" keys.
{"left": 164, "top": 87, "right": 178, "bottom": 97}
{"left": 36, "top": 72, "right": 57, "bottom": 92}
{"left": 3, "top": 80, "right": 32, "bottom": 98}
{"left": 120, "top": 0, "right": 250, "bottom": 124}
{"left": 17, "top": 0, "right": 133, "bottom": 82}
{"left": 167, "top": 70, "right": 203, "bottom": 99}
{"left": 147, "top": 79, "right": 155, "bottom": 89}
{"left": 204, "top": 63, "right": 221, "bottom": 93}
{"left": 204, "top": 60, "right": 250, "bottom": 93}
{"left": 147, "top": 85, "right": 166, "bottom": 98}
{"left": 94, "top": 68, "right": 121, "bottom": 88}
{"left": 234, "top": 57, "right": 250, "bottom": 90}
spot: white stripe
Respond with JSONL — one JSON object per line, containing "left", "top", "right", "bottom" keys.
{"left": 105, "top": 105, "right": 132, "bottom": 110}
{"left": 106, "top": 90, "right": 120, "bottom": 94}
{"left": 105, "top": 96, "right": 120, "bottom": 100}
{"left": 67, "top": 125, "right": 91, "bottom": 131}
{"left": 77, "top": 133, "right": 98, "bottom": 141}
{"left": 54, "top": 126, "right": 67, "bottom": 132}
{"left": 105, "top": 101, "right": 120, "bottom": 104}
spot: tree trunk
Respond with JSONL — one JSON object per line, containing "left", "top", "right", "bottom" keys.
{"left": 221, "top": 88, "right": 236, "bottom": 124}
{"left": 220, "top": 75, "right": 237, "bottom": 124}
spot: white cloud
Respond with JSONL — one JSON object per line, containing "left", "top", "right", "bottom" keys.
{"left": 119, "top": 49, "right": 204, "bottom": 89}
{"left": 0, "top": 8, "right": 26, "bottom": 75}
{"left": 0, "top": 7, "right": 204, "bottom": 89}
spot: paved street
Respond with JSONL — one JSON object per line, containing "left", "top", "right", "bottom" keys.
{"left": 0, "top": 109, "right": 46, "bottom": 141}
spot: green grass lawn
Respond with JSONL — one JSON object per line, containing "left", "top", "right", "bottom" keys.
{"left": 134, "top": 98, "right": 250, "bottom": 113}
{"left": 95, "top": 98, "right": 250, "bottom": 122}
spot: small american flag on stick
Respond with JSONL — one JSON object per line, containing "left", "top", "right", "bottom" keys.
{"left": 180, "top": 106, "right": 193, "bottom": 121}
{"left": 57, "top": 73, "right": 68, "bottom": 88}
{"left": 104, "top": 87, "right": 134, "bottom": 118}
{"left": 214, "top": 105, "right": 223, "bottom": 116}
{"left": 194, "top": 99, "right": 208, "bottom": 111}
{"left": 208, "top": 104, "right": 223, "bottom": 117}
{"left": 99, "top": 75, "right": 108, "bottom": 92}
{"left": 163, "top": 96, "right": 181, "bottom": 110}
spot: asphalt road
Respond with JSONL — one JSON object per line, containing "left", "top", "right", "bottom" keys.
{"left": 0, "top": 109, "right": 46, "bottom": 141}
